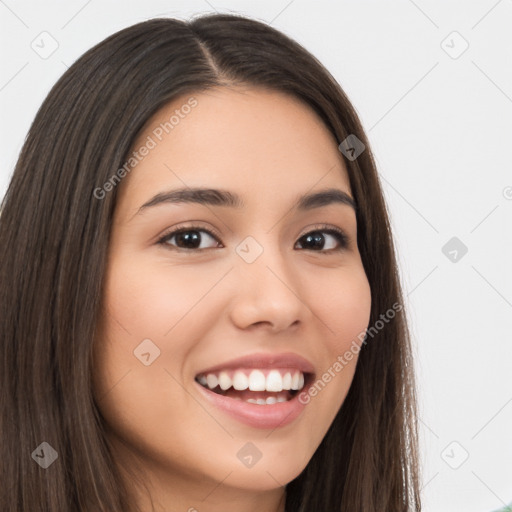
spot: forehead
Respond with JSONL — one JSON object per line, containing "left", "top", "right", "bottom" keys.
{"left": 119, "top": 86, "right": 352, "bottom": 211}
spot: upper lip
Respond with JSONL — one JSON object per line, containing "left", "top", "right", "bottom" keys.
{"left": 195, "top": 352, "right": 315, "bottom": 376}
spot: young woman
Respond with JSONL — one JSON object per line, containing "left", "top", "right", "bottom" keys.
{"left": 0, "top": 13, "right": 421, "bottom": 512}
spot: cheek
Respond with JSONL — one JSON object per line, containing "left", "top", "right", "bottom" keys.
{"left": 92, "top": 255, "right": 230, "bottom": 429}
{"left": 103, "top": 254, "right": 229, "bottom": 345}
{"left": 309, "top": 264, "right": 372, "bottom": 353}
{"left": 91, "top": 258, "right": 220, "bottom": 470}
{"left": 288, "top": 263, "right": 371, "bottom": 432}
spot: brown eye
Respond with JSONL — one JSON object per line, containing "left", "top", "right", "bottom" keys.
{"left": 158, "top": 227, "right": 221, "bottom": 250}
{"left": 295, "top": 228, "right": 349, "bottom": 252}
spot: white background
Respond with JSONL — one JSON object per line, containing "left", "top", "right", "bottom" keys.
{"left": 1, "top": 1, "right": 511, "bottom": 511}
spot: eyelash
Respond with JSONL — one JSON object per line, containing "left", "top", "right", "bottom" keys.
{"left": 156, "top": 223, "right": 350, "bottom": 254}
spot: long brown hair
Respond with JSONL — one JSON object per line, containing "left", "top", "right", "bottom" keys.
{"left": 0, "top": 13, "right": 421, "bottom": 511}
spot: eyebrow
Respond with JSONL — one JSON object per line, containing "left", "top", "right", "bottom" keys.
{"left": 136, "top": 186, "right": 357, "bottom": 215}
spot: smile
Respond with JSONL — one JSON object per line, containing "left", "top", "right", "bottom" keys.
{"left": 193, "top": 352, "right": 315, "bottom": 429}
{"left": 195, "top": 368, "right": 307, "bottom": 405}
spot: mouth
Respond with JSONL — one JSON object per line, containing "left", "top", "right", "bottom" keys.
{"left": 193, "top": 352, "right": 315, "bottom": 429}
{"left": 194, "top": 368, "right": 313, "bottom": 405}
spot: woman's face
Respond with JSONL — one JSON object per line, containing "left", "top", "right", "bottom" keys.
{"left": 92, "top": 86, "right": 372, "bottom": 505}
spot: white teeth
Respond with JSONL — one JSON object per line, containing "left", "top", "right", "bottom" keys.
{"left": 218, "top": 371, "right": 232, "bottom": 391}
{"left": 291, "top": 371, "right": 300, "bottom": 390}
{"left": 246, "top": 394, "right": 288, "bottom": 405}
{"left": 199, "top": 369, "right": 306, "bottom": 392}
{"left": 266, "top": 370, "right": 283, "bottom": 392}
{"left": 206, "top": 374, "right": 218, "bottom": 389}
{"left": 248, "top": 370, "right": 266, "bottom": 391}
{"left": 232, "top": 371, "right": 249, "bottom": 390}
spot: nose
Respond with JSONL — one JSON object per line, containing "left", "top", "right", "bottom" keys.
{"left": 228, "top": 245, "right": 309, "bottom": 333}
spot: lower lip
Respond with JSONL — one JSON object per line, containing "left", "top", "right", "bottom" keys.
{"left": 195, "top": 380, "right": 310, "bottom": 430}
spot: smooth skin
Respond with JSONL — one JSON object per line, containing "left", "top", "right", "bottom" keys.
{"left": 92, "top": 86, "right": 372, "bottom": 512}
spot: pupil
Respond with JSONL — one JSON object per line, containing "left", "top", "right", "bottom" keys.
{"left": 177, "top": 231, "right": 200, "bottom": 248}
{"left": 303, "top": 232, "right": 324, "bottom": 249}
